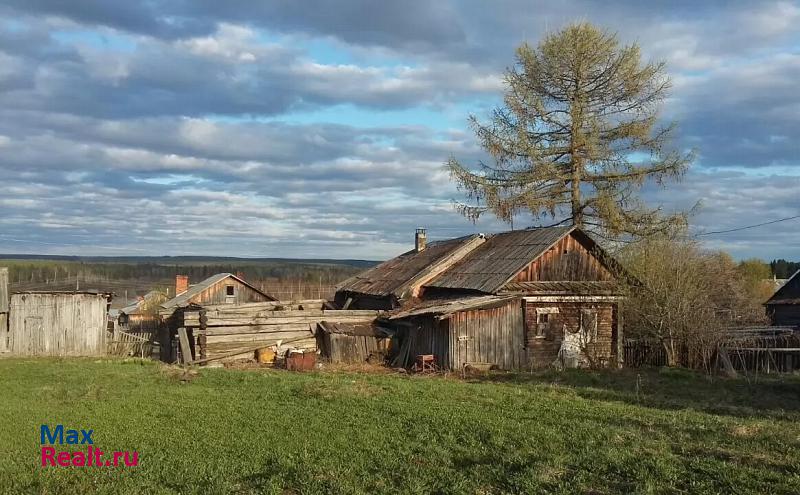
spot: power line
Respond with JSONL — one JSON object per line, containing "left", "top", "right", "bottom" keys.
{"left": 696, "top": 214, "right": 800, "bottom": 236}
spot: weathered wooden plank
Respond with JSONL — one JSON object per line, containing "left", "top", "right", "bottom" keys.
{"left": 0, "top": 267, "right": 8, "bottom": 313}
{"left": 201, "top": 324, "right": 315, "bottom": 336}
{"left": 193, "top": 300, "right": 326, "bottom": 312}
{"left": 185, "top": 314, "right": 377, "bottom": 327}
{"left": 184, "top": 309, "right": 380, "bottom": 326}
{"left": 177, "top": 327, "right": 192, "bottom": 364}
{"left": 206, "top": 331, "right": 314, "bottom": 344}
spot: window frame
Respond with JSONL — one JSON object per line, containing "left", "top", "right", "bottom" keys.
{"left": 533, "top": 307, "right": 559, "bottom": 339}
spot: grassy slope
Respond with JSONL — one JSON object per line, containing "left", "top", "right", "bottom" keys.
{"left": 0, "top": 360, "right": 798, "bottom": 494}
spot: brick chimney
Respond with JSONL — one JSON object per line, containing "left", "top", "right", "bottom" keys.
{"left": 235, "top": 271, "right": 245, "bottom": 280}
{"left": 175, "top": 275, "right": 189, "bottom": 296}
{"left": 415, "top": 228, "right": 427, "bottom": 252}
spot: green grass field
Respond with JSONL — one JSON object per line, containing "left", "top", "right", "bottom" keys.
{"left": 0, "top": 359, "right": 798, "bottom": 494}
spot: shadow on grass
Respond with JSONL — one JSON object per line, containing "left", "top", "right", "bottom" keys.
{"left": 466, "top": 367, "right": 800, "bottom": 419}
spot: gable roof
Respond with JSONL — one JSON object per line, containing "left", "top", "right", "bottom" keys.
{"left": 161, "top": 273, "right": 276, "bottom": 309}
{"left": 336, "top": 234, "right": 483, "bottom": 299}
{"left": 424, "top": 226, "right": 575, "bottom": 293}
{"left": 765, "top": 270, "right": 800, "bottom": 305}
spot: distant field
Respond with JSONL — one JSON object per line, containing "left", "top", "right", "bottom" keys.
{"left": 0, "top": 359, "right": 798, "bottom": 494}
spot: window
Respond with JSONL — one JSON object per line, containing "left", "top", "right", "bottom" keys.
{"left": 225, "top": 285, "right": 235, "bottom": 297}
{"left": 534, "top": 307, "right": 559, "bottom": 339}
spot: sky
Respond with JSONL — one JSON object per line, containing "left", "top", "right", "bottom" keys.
{"left": 0, "top": 1, "right": 798, "bottom": 261}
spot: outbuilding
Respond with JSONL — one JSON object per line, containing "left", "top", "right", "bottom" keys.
{"left": 8, "top": 291, "right": 112, "bottom": 356}
{"left": 765, "top": 270, "right": 800, "bottom": 326}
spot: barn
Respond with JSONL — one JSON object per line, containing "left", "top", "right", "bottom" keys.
{"left": 337, "top": 226, "right": 626, "bottom": 370}
{"left": 765, "top": 270, "right": 800, "bottom": 326}
{"left": 7, "top": 291, "right": 112, "bottom": 356}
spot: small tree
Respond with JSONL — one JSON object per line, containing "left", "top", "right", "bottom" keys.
{"left": 737, "top": 258, "right": 776, "bottom": 305}
{"left": 621, "top": 237, "right": 766, "bottom": 369}
{"left": 448, "top": 23, "right": 692, "bottom": 238}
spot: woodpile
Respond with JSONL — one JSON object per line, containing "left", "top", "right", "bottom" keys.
{"left": 181, "top": 300, "right": 381, "bottom": 364}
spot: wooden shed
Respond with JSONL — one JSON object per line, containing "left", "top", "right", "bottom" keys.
{"left": 765, "top": 270, "right": 800, "bottom": 326}
{"left": 8, "top": 291, "right": 111, "bottom": 356}
{"left": 317, "top": 320, "right": 392, "bottom": 364}
{"left": 342, "top": 226, "right": 626, "bottom": 371}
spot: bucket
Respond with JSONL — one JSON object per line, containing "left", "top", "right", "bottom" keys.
{"left": 286, "top": 351, "right": 316, "bottom": 371}
{"left": 256, "top": 347, "right": 276, "bottom": 364}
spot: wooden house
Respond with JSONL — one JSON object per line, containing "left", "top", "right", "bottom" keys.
{"left": 161, "top": 273, "right": 276, "bottom": 311}
{"left": 336, "top": 226, "right": 626, "bottom": 370}
{"left": 7, "top": 291, "right": 111, "bottom": 356}
{"left": 765, "top": 270, "right": 800, "bottom": 326}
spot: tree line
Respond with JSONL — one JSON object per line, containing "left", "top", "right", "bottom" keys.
{"left": 769, "top": 260, "right": 800, "bottom": 279}
{"left": 1, "top": 259, "right": 363, "bottom": 288}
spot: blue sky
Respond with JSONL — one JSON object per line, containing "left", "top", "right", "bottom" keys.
{"left": 0, "top": 1, "right": 797, "bottom": 260}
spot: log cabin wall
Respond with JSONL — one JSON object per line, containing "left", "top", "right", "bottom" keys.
{"left": 523, "top": 301, "right": 616, "bottom": 368}
{"left": 513, "top": 233, "right": 612, "bottom": 282}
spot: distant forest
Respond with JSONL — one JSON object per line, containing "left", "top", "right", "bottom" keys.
{"left": 770, "top": 260, "right": 800, "bottom": 279}
{"left": 0, "top": 256, "right": 373, "bottom": 301}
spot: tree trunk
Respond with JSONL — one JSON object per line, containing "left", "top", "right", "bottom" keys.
{"left": 663, "top": 338, "right": 678, "bottom": 367}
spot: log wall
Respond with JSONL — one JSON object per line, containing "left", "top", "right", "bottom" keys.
{"left": 524, "top": 301, "right": 616, "bottom": 368}
{"left": 183, "top": 301, "right": 381, "bottom": 363}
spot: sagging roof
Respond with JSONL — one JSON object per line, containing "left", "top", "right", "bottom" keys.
{"left": 499, "top": 280, "right": 621, "bottom": 296}
{"left": 161, "top": 273, "right": 275, "bottom": 309}
{"left": 387, "top": 295, "right": 519, "bottom": 320}
{"left": 318, "top": 320, "right": 392, "bottom": 337}
{"left": 424, "top": 226, "right": 574, "bottom": 293}
{"left": 119, "top": 290, "right": 167, "bottom": 316}
{"left": 336, "top": 234, "right": 483, "bottom": 298}
{"left": 765, "top": 270, "right": 800, "bottom": 306}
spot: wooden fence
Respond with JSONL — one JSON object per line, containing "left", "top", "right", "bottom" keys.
{"left": 623, "top": 340, "right": 670, "bottom": 368}
{"left": 108, "top": 318, "right": 163, "bottom": 358}
{"left": 624, "top": 328, "right": 800, "bottom": 374}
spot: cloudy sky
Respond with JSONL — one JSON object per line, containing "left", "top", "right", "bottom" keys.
{"left": 0, "top": 1, "right": 798, "bottom": 260}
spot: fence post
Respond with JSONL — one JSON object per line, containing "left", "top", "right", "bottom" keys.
{"left": 616, "top": 301, "right": 624, "bottom": 369}
{"left": 0, "top": 267, "right": 8, "bottom": 353}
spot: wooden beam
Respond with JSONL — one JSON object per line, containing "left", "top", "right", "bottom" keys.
{"left": 616, "top": 301, "right": 624, "bottom": 369}
{"left": 190, "top": 335, "right": 314, "bottom": 366}
{"left": 177, "top": 327, "right": 192, "bottom": 365}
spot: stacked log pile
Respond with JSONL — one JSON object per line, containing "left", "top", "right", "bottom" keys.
{"left": 182, "top": 300, "right": 381, "bottom": 363}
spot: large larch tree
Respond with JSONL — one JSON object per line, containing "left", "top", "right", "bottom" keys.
{"left": 448, "top": 23, "right": 693, "bottom": 238}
